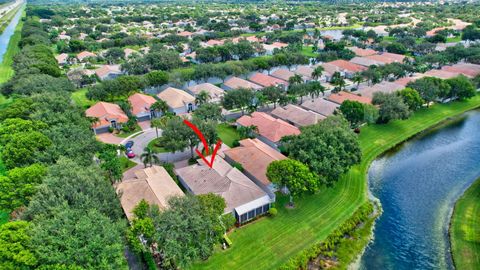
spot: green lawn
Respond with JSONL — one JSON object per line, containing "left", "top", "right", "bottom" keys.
{"left": 116, "top": 125, "right": 142, "bottom": 138}
{"left": 147, "top": 137, "right": 169, "bottom": 153}
{"left": 190, "top": 94, "right": 480, "bottom": 270}
{"left": 0, "top": 6, "right": 24, "bottom": 84}
{"left": 72, "top": 88, "right": 95, "bottom": 108}
{"left": 447, "top": 36, "right": 462, "bottom": 43}
{"left": 301, "top": 45, "right": 318, "bottom": 58}
{"left": 119, "top": 156, "right": 137, "bottom": 172}
{"left": 216, "top": 123, "right": 241, "bottom": 147}
{"left": 450, "top": 177, "right": 480, "bottom": 270}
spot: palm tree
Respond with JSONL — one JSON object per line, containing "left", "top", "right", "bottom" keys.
{"left": 150, "top": 100, "right": 168, "bottom": 117}
{"left": 311, "top": 66, "right": 324, "bottom": 81}
{"left": 140, "top": 147, "right": 159, "bottom": 168}
{"left": 238, "top": 125, "right": 258, "bottom": 139}
{"left": 288, "top": 74, "right": 303, "bottom": 86}
{"left": 195, "top": 90, "right": 211, "bottom": 105}
{"left": 150, "top": 115, "right": 172, "bottom": 138}
{"left": 306, "top": 81, "right": 325, "bottom": 99}
{"left": 352, "top": 73, "right": 363, "bottom": 88}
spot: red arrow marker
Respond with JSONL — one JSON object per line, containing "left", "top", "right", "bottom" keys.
{"left": 183, "top": 119, "right": 222, "bottom": 168}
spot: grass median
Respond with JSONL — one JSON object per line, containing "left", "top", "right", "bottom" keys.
{"left": 190, "top": 94, "right": 480, "bottom": 270}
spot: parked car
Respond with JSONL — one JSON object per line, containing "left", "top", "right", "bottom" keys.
{"left": 126, "top": 149, "right": 135, "bottom": 158}
{"left": 125, "top": 140, "right": 134, "bottom": 149}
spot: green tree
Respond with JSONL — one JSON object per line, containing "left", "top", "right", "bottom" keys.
{"left": 141, "top": 147, "right": 160, "bottom": 167}
{"left": 150, "top": 99, "right": 169, "bottom": 117}
{"left": 339, "top": 100, "right": 367, "bottom": 128}
{"left": 221, "top": 88, "right": 254, "bottom": 115}
{"left": 407, "top": 77, "right": 451, "bottom": 106}
{"left": 0, "top": 221, "right": 37, "bottom": 269}
{"left": 282, "top": 115, "right": 361, "bottom": 186}
{"left": 145, "top": 71, "right": 169, "bottom": 87}
{"left": 267, "top": 159, "right": 319, "bottom": 206}
{"left": 397, "top": 87, "right": 424, "bottom": 111}
{"left": 0, "top": 164, "right": 47, "bottom": 212}
{"left": 373, "top": 92, "right": 411, "bottom": 123}
{"left": 195, "top": 90, "right": 211, "bottom": 105}
{"left": 311, "top": 66, "right": 324, "bottom": 81}
{"left": 152, "top": 196, "right": 218, "bottom": 269}
{"left": 446, "top": 75, "right": 476, "bottom": 100}
{"left": 193, "top": 103, "right": 223, "bottom": 121}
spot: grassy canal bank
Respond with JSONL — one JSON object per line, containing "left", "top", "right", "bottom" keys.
{"left": 190, "top": 94, "right": 480, "bottom": 270}
{"left": 450, "top": 177, "right": 480, "bottom": 270}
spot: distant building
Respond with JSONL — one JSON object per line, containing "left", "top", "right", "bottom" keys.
{"left": 128, "top": 93, "right": 158, "bottom": 121}
{"left": 85, "top": 102, "right": 129, "bottom": 134}
{"left": 157, "top": 87, "right": 196, "bottom": 114}
{"left": 95, "top": 65, "right": 123, "bottom": 81}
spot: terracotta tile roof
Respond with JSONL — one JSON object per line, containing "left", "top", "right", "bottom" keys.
{"left": 157, "top": 87, "right": 195, "bottom": 109}
{"left": 128, "top": 93, "right": 157, "bottom": 115}
{"left": 364, "top": 52, "right": 406, "bottom": 64}
{"left": 124, "top": 48, "right": 137, "bottom": 58}
{"left": 223, "top": 138, "right": 286, "bottom": 186}
{"left": 187, "top": 83, "right": 224, "bottom": 102}
{"left": 248, "top": 72, "right": 288, "bottom": 88}
{"left": 348, "top": 46, "right": 378, "bottom": 57}
{"left": 294, "top": 65, "right": 314, "bottom": 79}
{"left": 236, "top": 112, "right": 301, "bottom": 143}
{"left": 85, "top": 102, "right": 128, "bottom": 128}
{"left": 270, "top": 104, "right": 325, "bottom": 127}
{"left": 175, "top": 156, "right": 268, "bottom": 213}
{"left": 300, "top": 98, "right": 339, "bottom": 116}
{"left": 206, "top": 39, "right": 224, "bottom": 46}
{"left": 223, "top": 76, "right": 263, "bottom": 90}
{"left": 328, "top": 91, "right": 372, "bottom": 105}
{"left": 177, "top": 31, "right": 193, "bottom": 37}
{"left": 323, "top": 60, "right": 367, "bottom": 73}
{"left": 77, "top": 51, "right": 96, "bottom": 61}
{"left": 350, "top": 56, "right": 384, "bottom": 67}
{"left": 95, "top": 65, "right": 122, "bottom": 79}
{"left": 116, "top": 166, "right": 184, "bottom": 220}
{"left": 55, "top": 53, "right": 68, "bottom": 64}
{"left": 423, "top": 69, "right": 460, "bottom": 79}
{"left": 271, "top": 68, "right": 296, "bottom": 81}
{"left": 393, "top": 74, "right": 425, "bottom": 86}
{"left": 441, "top": 63, "right": 480, "bottom": 78}
{"left": 356, "top": 82, "right": 404, "bottom": 98}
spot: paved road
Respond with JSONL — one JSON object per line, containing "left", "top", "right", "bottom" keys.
{"left": 124, "top": 128, "right": 192, "bottom": 164}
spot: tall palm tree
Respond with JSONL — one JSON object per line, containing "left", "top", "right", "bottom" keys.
{"left": 195, "top": 90, "right": 211, "bottom": 105}
{"left": 150, "top": 100, "right": 169, "bottom": 117}
{"left": 306, "top": 81, "right": 325, "bottom": 99}
{"left": 140, "top": 147, "right": 159, "bottom": 168}
{"left": 311, "top": 66, "right": 324, "bottom": 81}
{"left": 352, "top": 73, "right": 363, "bottom": 88}
{"left": 151, "top": 115, "right": 172, "bottom": 138}
{"left": 288, "top": 74, "right": 303, "bottom": 86}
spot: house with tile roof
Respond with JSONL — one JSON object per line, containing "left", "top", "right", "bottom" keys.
{"left": 423, "top": 69, "right": 461, "bottom": 80}
{"left": 128, "top": 93, "right": 158, "bottom": 121}
{"left": 262, "top": 42, "right": 289, "bottom": 55}
{"left": 85, "top": 102, "right": 129, "bottom": 134}
{"left": 224, "top": 138, "right": 286, "bottom": 200}
{"left": 157, "top": 87, "right": 196, "bottom": 114}
{"left": 270, "top": 104, "right": 325, "bottom": 127}
{"left": 95, "top": 65, "right": 123, "bottom": 80}
{"left": 236, "top": 112, "right": 301, "bottom": 149}
{"left": 55, "top": 53, "right": 69, "bottom": 65}
{"left": 270, "top": 68, "right": 298, "bottom": 82}
{"left": 187, "top": 83, "right": 225, "bottom": 103}
{"left": 248, "top": 72, "right": 288, "bottom": 89}
{"left": 348, "top": 47, "right": 378, "bottom": 57}
{"left": 440, "top": 63, "right": 480, "bottom": 78}
{"left": 322, "top": 60, "right": 367, "bottom": 79}
{"left": 222, "top": 76, "right": 263, "bottom": 91}
{"left": 356, "top": 82, "right": 404, "bottom": 98}
{"left": 77, "top": 51, "right": 96, "bottom": 62}
{"left": 364, "top": 52, "right": 407, "bottom": 65}
{"left": 350, "top": 56, "right": 385, "bottom": 67}
{"left": 175, "top": 156, "right": 271, "bottom": 224}
{"left": 300, "top": 97, "right": 340, "bottom": 117}
{"left": 328, "top": 91, "right": 372, "bottom": 105}
{"left": 116, "top": 166, "right": 184, "bottom": 221}
{"left": 294, "top": 65, "right": 314, "bottom": 81}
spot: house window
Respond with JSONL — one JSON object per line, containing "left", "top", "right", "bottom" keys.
{"left": 110, "top": 120, "right": 117, "bottom": 129}
{"left": 187, "top": 103, "right": 193, "bottom": 112}
{"left": 255, "top": 206, "right": 263, "bottom": 215}
{"left": 240, "top": 213, "right": 247, "bottom": 223}
{"left": 247, "top": 210, "right": 255, "bottom": 220}
{"left": 263, "top": 204, "right": 270, "bottom": 213}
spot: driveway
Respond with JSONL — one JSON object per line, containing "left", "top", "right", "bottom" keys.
{"left": 96, "top": 133, "right": 124, "bottom": 144}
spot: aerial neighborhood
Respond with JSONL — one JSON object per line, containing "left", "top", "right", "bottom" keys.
{"left": 1, "top": 0, "right": 480, "bottom": 269}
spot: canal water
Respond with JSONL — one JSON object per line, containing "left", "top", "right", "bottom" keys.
{"left": 0, "top": 5, "right": 23, "bottom": 63}
{"left": 359, "top": 110, "right": 480, "bottom": 270}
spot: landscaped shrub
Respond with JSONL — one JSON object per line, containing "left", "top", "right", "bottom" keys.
{"left": 268, "top": 207, "right": 278, "bottom": 217}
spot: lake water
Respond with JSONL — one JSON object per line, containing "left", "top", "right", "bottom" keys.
{"left": 359, "top": 110, "right": 480, "bottom": 270}
{"left": 0, "top": 5, "right": 22, "bottom": 63}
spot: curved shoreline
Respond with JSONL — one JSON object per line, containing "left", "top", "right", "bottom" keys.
{"left": 346, "top": 102, "right": 480, "bottom": 269}
{"left": 449, "top": 176, "right": 480, "bottom": 270}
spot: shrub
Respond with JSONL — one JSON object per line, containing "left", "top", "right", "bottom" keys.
{"left": 268, "top": 207, "right": 278, "bottom": 217}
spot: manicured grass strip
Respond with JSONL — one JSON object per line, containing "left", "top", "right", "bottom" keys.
{"left": 216, "top": 123, "right": 240, "bottom": 147}
{"left": 119, "top": 156, "right": 137, "bottom": 172}
{"left": 71, "top": 88, "right": 95, "bottom": 108}
{"left": 190, "top": 95, "right": 480, "bottom": 270}
{"left": 0, "top": 5, "right": 24, "bottom": 84}
{"left": 301, "top": 45, "right": 318, "bottom": 58}
{"left": 450, "top": 177, "right": 480, "bottom": 270}
{"left": 147, "top": 137, "right": 169, "bottom": 153}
